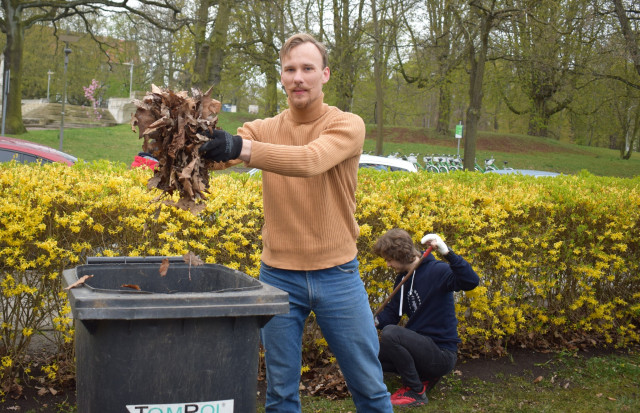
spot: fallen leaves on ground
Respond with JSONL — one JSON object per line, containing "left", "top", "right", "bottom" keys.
{"left": 2, "top": 380, "right": 23, "bottom": 399}
{"left": 131, "top": 84, "right": 221, "bottom": 213}
{"left": 36, "top": 386, "right": 58, "bottom": 396}
{"left": 301, "top": 364, "right": 350, "bottom": 400}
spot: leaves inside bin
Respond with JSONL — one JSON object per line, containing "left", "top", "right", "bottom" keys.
{"left": 64, "top": 274, "right": 94, "bottom": 290}
{"left": 159, "top": 258, "right": 170, "bottom": 277}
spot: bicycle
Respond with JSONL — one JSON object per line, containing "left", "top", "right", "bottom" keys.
{"left": 422, "top": 155, "right": 443, "bottom": 173}
{"left": 446, "top": 155, "right": 464, "bottom": 171}
{"left": 432, "top": 155, "right": 450, "bottom": 173}
{"left": 474, "top": 156, "right": 499, "bottom": 172}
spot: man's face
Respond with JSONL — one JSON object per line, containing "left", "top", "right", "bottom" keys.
{"left": 385, "top": 258, "right": 411, "bottom": 273}
{"left": 280, "top": 42, "right": 330, "bottom": 110}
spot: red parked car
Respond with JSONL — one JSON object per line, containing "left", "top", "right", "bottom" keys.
{"left": 131, "top": 152, "right": 159, "bottom": 169}
{"left": 0, "top": 136, "right": 77, "bottom": 166}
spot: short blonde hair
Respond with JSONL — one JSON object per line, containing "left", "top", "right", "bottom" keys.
{"left": 280, "top": 33, "right": 329, "bottom": 69}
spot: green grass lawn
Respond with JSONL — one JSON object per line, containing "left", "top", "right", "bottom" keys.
{"left": 9, "top": 112, "right": 640, "bottom": 178}
{"left": 7, "top": 112, "right": 252, "bottom": 167}
{"left": 276, "top": 349, "right": 640, "bottom": 413}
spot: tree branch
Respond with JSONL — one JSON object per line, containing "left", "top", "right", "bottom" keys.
{"left": 613, "top": 0, "right": 640, "bottom": 77}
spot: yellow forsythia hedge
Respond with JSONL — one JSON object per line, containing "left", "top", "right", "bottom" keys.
{"left": 1, "top": 161, "right": 639, "bottom": 390}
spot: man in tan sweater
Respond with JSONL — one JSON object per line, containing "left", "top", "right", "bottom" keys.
{"left": 199, "top": 33, "right": 392, "bottom": 412}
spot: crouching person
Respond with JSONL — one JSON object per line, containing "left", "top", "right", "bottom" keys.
{"left": 373, "top": 228, "right": 480, "bottom": 407}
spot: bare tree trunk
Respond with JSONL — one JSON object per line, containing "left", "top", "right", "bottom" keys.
{"left": 330, "top": 0, "right": 365, "bottom": 112}
{"left": 458, "top": 0, "right": 518, "bottom": 170}
{"left": 464, "top": 54, "right": 485, "bottom": 170}
{"left": 191, "top": 0, "right": 232, "bottom": 94}
{"left": 2, "top": 10, "right": 27, "bottom": 134}
{"left": 462, "top": 1, "right": 496, "bottom": 171}
{"left": 191, "top": 0, "right": 213, "bottom": 90}
{"left": 263, "top": 16, "right": 280, "bottom": 117}
{"left": 613, "top": 0, "right": 640, "bottom": 77}
{"left": 620, "top": 103, "right": 640, "bottom": 159}
{"left": 372, "top": 0, "right": 384, "bottom": 155}
{"left": 264, "top": 70, "right": 279, "bottom": 116}
{"left": 528, "top": 96, "right": 549, "bottom": 137}
{"left": 207, "top": 0, "right": 233, "bottom": 94}
{"left": 436, "top": 79, "right": 452, "bottom": 134}
{"left": 613, "top": 0, "right": 640, "bottom": 160}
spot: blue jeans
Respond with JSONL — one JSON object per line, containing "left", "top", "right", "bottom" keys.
{"left": 259, "top": 258, "right": 393, "bottom": 413}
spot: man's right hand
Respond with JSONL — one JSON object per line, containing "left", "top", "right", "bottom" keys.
{"left": 421, "top": 233, "right": 449, "bottom": 255}
{"left": 198, "top": 129, "right": 243, "bottom": 162}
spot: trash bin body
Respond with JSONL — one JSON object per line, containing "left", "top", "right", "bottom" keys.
{"left": 63, "top": 257, "right": 289, "bottom": 413}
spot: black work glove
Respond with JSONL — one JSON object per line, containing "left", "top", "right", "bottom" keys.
{"left": 198, "top": 129, "right": 243, "bottom": 162}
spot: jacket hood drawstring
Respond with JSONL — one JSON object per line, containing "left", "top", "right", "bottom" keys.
{"left": 399, "top": 270, "right": 417, "bottom": 317}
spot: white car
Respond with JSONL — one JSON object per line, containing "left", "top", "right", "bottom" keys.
{"left": 248, "top": 154, "right": 418, "bottom": 176}
{"left": 358, "top": 154, "right": 418, "bottom": 172}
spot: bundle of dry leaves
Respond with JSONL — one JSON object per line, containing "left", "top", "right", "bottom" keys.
{"left": 131, "top": 84, "right": 221, "bottom": 213}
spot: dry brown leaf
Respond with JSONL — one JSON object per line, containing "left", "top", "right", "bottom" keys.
{"left": 121, "top": 284, "right": 141, "bottom": 291}
{"left": 64, "top": 274, "right": 94, "bottom": 290}
{"left": 159, "top": 258, "right": 170, "bottom": 277}
{"left": 7, "top": 381, "right": 24, "bottom": 399}
{"left": 183, "top": 251, "right": 204, "bottom": 266}
{"left": 132, "top": 84, "right": 221, "bottom": 214}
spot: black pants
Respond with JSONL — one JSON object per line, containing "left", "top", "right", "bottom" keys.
{"left": 378, "top": 325, "right": 457, "bottom": 392}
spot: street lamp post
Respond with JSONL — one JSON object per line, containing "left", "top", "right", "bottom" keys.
{"left": 59, "top": 45, "right": 71, "bottom": 151}
{"left": 123, "top": 61, "right": 134, "bottom": 98}
{"left": 47, "top": 70, "right": 53, "bottom": 102}
{"left": 58, "top": 33, "right": 79, "bottom": 151}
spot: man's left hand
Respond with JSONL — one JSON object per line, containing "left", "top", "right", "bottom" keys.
{"left": 198, "top": 129, "right": 243, "bottom": 162}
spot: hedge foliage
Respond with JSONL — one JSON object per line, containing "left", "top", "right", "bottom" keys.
{"left": 1, "top": 161, "right": 639, "bottom": 393}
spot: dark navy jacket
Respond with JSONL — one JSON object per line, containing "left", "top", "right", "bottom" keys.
{"left": 376, "top": 250, "right": 479, "bottom": 351}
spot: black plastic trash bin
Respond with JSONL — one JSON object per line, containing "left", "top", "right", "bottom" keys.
{"left": 62, "top": 256, "right": 289, "bottom": 413}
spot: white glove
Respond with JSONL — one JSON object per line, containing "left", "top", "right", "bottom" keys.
{"left": 421, "top": 233, "right": 449, "bottom": 255}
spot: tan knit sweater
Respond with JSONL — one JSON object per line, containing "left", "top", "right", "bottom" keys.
{"left": 236, "top": 95, "right": 365, "bottom": 270}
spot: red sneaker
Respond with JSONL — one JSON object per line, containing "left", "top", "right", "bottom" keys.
{"left": 422, "top": 377, "right": 441, "bottom": 393}
{"left": 390, "top": 384, "right": 427, "bottom": 407}
{"left": 390, "top": 386, "right": 409, "bottom": 402}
